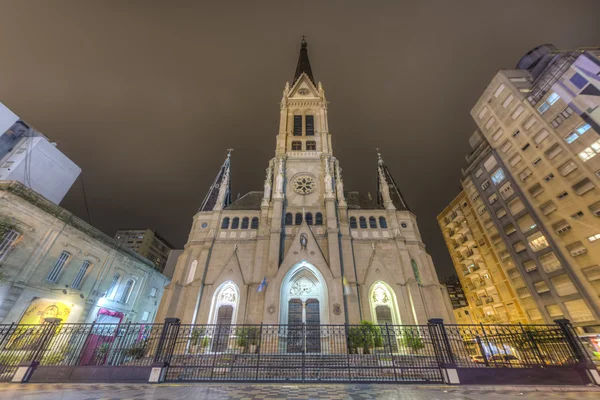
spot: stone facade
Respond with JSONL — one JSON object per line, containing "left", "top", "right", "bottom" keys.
{"left": 156, "top": 40, "right": 454, "bottom": 326}
{"left": 0, "top": 181, "right": 170, "bottom": 324}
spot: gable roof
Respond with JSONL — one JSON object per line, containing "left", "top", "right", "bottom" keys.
{"left": 224, "top": 191, "right": 263, "bottom": 210}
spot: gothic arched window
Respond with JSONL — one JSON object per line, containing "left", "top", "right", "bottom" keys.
{"left": 359, "top": 217, "right": 367, "bottom": 229}
{"left": 187, "top": 260, "right": 198, "bottom": 284}
{"left": 306, "top": 141, "right": 316, "bottom": 151}
{"left": 241, "top": 217, "right": 249, "bottom": 229}
{"left": 231, "top": 217, "right": 240, "bottom": 229}
{"left": 251, "top": 217, "right": 259, "bottom": 229}
{"left": 369, "top": 216, "right": 377, "bottom": 228}
{"left": 293, "top": 115, "right": 302, "bottom": 136}
{"left": 221, "top": 217, "right": 230, "bottom": 229}
{"left": 292, "top": 141, "right": 302, "bottom": 151}
{"left": 349, "top": 217, "right": 357, "bottom": 229}
{"left": 379, "top": 217, "right": 388, "bottom": 228}
{"left": 306, "top": 212, "right": 313, "bottom": 225}
{"left": 285, "top": 213, "right": 293, "bottom": 225}
{"left": 295, "top": 212, "right": 303, "bottom": 225}
{"left": 411, "top": 259, "right": 422, "bottom": 285}
{"left": 305, "top": 115, "right": 314, "bottom": 136}
{"left": 315, "top": 212, "right": 323, "bottom": 225}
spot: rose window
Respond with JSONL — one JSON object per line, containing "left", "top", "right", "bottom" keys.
{"left": 292, "top": 176, "right": 316, "bottom": 195}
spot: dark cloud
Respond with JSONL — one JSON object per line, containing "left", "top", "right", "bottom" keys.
{"left": 1, "top": 1, "right": 599, "bottom": 278}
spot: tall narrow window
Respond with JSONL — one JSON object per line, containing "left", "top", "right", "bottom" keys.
{"left": 411, "top": 259, "right": 422, "bottom": 285}
{"left": 306, "top": 212, "right": 313, "bottom": 225}
{"left": 231, "top": 217, "right": 240, "bottom": 229}
{"left": 241, "top": 217, "right": 249, "bottom": 229}
{"left": 295, "top": 212, "right": 303, "bottom": 225}
{"left": 292, "top": 141, "right": 302, "bottom": 151}
{"left": 251, "top": 217, "right": 259, "bottom": 229}
{"left": 350, "top": 217, "right": 357, "bottom": 229}
{"left": 71, "top": 260, "right": 91, "bottom": 290}
{"left": 0, "top": 229, "right": 20, "bottom": 262}
{"left": 46, "top": 251, "right": 70, "bottom": 283}
{"left": 306, "top": 141, "right": 316, "bottom": 151}
{"left": 187, "top": 260, "right": 197, "bottom": 284}
{"left": 315, "top": 212, "right": 323, "bottom": 225}
{"left": 285, "top": 213, "right": 293, "bottom": 225}
{"left": 120, "top": 279, "right": 135, "bottom": 303}
{"left": 379, "top": 217, "right": 388, "bottom": 228}
{"left": 305, "top": 115, "right": 314, "bottom": 135}
{"left": 359, "top": 217, "right": 367, "bottom": 229}
{"left": 369, "top": 216, "right": 377, "bottom": 228}
{"left": 293, "top": 115, "right": 302, "bottom": 136}
{"left": 221, "top": 217, "right": 230, "bottom": 229}
{"left": 106, "top": 273, "right": 120, "bottom": 299}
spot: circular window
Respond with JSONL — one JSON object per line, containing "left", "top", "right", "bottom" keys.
{"left": 201, "top": 222, "right": 208, "bottom": 229}
{"left": 298, "top": 88, "right": 309, "bottom": 95}
{"left": 292, "top": 175, "right": 316, "bottom": 195}
{"left": 401, "top": 222, "right": 408, "bottom": 228}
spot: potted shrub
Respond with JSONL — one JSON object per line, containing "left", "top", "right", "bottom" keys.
{"left": 401, "top": 333, "right": 424, "bottom": 354}
{"left": 191, "top": 328, "right": 207, "bottom": 352}
{"left": 124, "top": 342, "right": 146, "bottom": 360}
{"left": 348, "top": 326, "right": 365, "bottom": 354}
{"left": 236, "top": 328, "right": 248, "bottom": 353}
{"left": 359, "top": 321, "right": 383, "bottom": 354}
{"left": 246, "top": 327, "right": 260, "bottom": 354}
{"left": 200, "top": 336, "right": 210, "bottom": 353}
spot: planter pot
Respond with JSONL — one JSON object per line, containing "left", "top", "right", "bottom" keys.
{"left": 357, "top": 347, "right": 364, "bottom": 355}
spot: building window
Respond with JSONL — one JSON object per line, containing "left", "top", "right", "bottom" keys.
{"left": 544, "top": 173, "right": 555, "bottom": 182}
{"left": 566, "top": 123, "right": 592, "bottom": 143}
{"left": 285, "top": 213, "right": 293, "bottom": 226}
{"left": 306, "top": 212, "right": 313, "bottom": 225}
{"left": 571, "top": 211, "right": 584, "bottom": 219}
{"left": 315, "top": 212, "right": 323, "bottom": 225}
{"left": 359, "top": 217, "right": 367, "bottom": 229}
{"left": 306, "top": 141, "right": 316, "bottom": 150}
{"left": 494, "top": 84, "right": 505, "bottom": 97}
{"left": 557, "top": 191, "right": 569, "bottom": 199}
{"left": 293, "top": 115, "right": 302, "bottom": 136}
{"left": 71, "top": 260, "right": 91, "bottom": 290}
{"left": 369, "top": 216, "right": 377, "bottom": 229}
{"left": 295, "top": 212, "right": 302, "bottom": 225}
{"left": 292, "top": 141, "right": 302, "bottom": 151}
{"left": 305, "top": 115, "right": 314, "bottom": 136}
{"left": 120, "top": 279, "right": 135, "bottom": 303}
{"left": 231, "top": 217, "right": 240, "bottom": 229}
{"left": 141, "top": 311, "right": 150, "bottom": 321}
{"left": 491, "top": 169, "right": 505, "bottom": 185}
{"left": 527, "top": 232, "right": 550, "bottom": 252}
{"left": 577, "top": 138, "right": 600, "bottom": 162}
{"left": 379, "top": 217, "right": 387, "bottom": 228}
{"left": 46, "top": 251, "right": 71, "bottom": 283}
{"left": 588, "top": 233, "right": 600, "bottom": 242}
{"left": 350, "top": 217, "right": 357, "bottom": 229}
{"left": 533, "top": 157, "right": 542, "bottom": 166}
{"left": 187, "top": 260, "right": 197, "bottom": 284}
{"left": 481, "top": 180, "right": 490, "bottom": 190}
{"left": 401, "top": 222, "right": 408, "bottom": 228}
{"left": 411, "top": 259, "right": 422, "bottom": 285}
{"left": 251, "top": 217, "right": 259, "bottom": 229}
{"left": 547, "top": 92, "right": 560, "bottom": 105}
{"left": 0, "top": 229, "right": 20, "bottom": 262}
{"left": 241, "top": 217, "right": 249, "bottom": 229}
{"left": 106, "top": 273, "right": 121, "bottom": 299}
{"left": 570, "top": 73, "right": 588, "bottom": 89}
{"left": 150, "top": 287, "right": 158, "bottom": 297}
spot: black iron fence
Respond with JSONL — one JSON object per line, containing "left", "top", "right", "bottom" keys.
{"left": 0, "top": 318, "right": 593, "bottom": 383}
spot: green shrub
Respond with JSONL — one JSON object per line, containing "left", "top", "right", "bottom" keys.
{"left": 123, "top": 342, "right": 146, "bottom": 359}
{"left": 0, "top": 353, "right": 21, "bottom": 365}
{"left": 400, "top": 333, "right": 424, "bottom": 352}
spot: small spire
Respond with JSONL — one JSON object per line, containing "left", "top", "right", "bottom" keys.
{"left": 375, "top": 148, "right": 384, "bottom": 165}
{"left": 293, "top": 36, "right": 315, "bottom": 86}
{"left": 227, "top": 148, "right": 234, "bottom": 158}
{"left": 198, "top": 151, "right": 232, "bottom": 212}
{"left": 376, "top": 151, "right": 410, "bottom": 211}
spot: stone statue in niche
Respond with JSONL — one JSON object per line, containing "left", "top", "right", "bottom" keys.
{"left": 300, "top": 233, "right": 308, "bottom": 250}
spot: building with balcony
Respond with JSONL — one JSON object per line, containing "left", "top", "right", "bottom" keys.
{"left": 114, "top": 228, "right": 174, "bottom": 274}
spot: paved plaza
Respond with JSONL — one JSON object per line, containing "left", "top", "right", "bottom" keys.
{"left": 0, "top": 383, "right": 598, "bottom": 400}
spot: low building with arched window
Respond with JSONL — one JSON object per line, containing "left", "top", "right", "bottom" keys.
{"left": 156, "top": 39, "right": 454, "bottom": 328}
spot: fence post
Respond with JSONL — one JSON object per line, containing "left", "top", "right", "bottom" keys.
{"left": 149, "top": 318, "right": 181, "bottom": 383}
{"left": 301, "top": 322, "right": 306, "bottom": 383}
{"left": 12, "top": 318, "right": 62, "bottom": 383}
{"left": 385, "top": 323, "right": 398, "bottom": 382}
{"left": 427, "top": 319, "right": 459, "bottom": 385}
{"left": 554, "top": 319, "right": 600, "bottom": 385}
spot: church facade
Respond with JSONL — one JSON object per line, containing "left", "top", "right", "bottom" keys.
{"left": 156, "top": 40, "right": 454, "bottom": 326}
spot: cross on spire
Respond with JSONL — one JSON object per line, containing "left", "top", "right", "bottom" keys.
{"left": 226, "top": 148, "right": 234, "bottom": 158}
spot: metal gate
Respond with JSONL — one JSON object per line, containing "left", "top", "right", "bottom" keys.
{"left": 165, "top": 324, "right": 444, "bottom": 383}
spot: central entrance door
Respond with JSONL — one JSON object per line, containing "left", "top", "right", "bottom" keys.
{"left": 375, "top": 305, "right": 397, "bottom": 351}
{"left": 212, "top": 305, "right": 233, "bottom": 352}
{"left": 286, "top": 298, "right": 321, "bottom": 353}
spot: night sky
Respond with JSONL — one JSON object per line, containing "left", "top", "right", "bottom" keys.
{"left": 1, "top": 1, "right": 599, "bottom": 279}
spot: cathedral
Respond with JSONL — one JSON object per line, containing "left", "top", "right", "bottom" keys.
{"left": 156, "top": 39, "right": 454, "bottom": 326}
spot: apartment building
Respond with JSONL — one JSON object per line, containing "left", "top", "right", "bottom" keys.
{"left": 114, "top": 229, "right": 173, "bottom": 273}
{"left": 438, "top": 188, "right": 531, "bottom": 325}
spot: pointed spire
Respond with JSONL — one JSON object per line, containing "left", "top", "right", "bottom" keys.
{"left": 293, "top": 36, "right": 315, "bottom": 86}
{"left": 198, "top": 150, "right": 233, "bottom": 212}
{"left": 376, "top": 150, "right": 410, "bottom": 212}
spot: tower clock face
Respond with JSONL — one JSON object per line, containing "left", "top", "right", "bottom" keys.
{"left": 292, "top": 175, "right": 316, "bottom": 195}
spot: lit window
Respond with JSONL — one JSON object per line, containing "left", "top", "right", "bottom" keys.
{"left": 491, "top": 169, "right": 505, "bottom": 185}
{"left": 588, "top": 234, "right": 600, "bottom": 242}
{"left": 527, "top": 232, "right": 550, "bottom": 252}
{"left": 577, "top": 124, "right": 591, "bottom": 135}
{"left": 547, "top": 92, "right": 560, "bottom": 105}
{"left": 565, "top": 133, "right": 579, "bottom": 144}
{"left": 578, "top": 148, "right": 596, "bottom": 162}
{"left": 538, "top": 102, "right": 550, "bottom": 114}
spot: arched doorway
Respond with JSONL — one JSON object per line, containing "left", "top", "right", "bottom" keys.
{"left": 280, "top": 262, "right": 327, "bottom": 353}
{"left": 207, "top": 281, "right": 239, "bottom": 352}
{"left": 369, "top": 281, "right": 401, "bottom": 351}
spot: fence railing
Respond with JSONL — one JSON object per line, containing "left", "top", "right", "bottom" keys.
{"left": 0, "top": 318, "right": 592, "bottom": 383}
